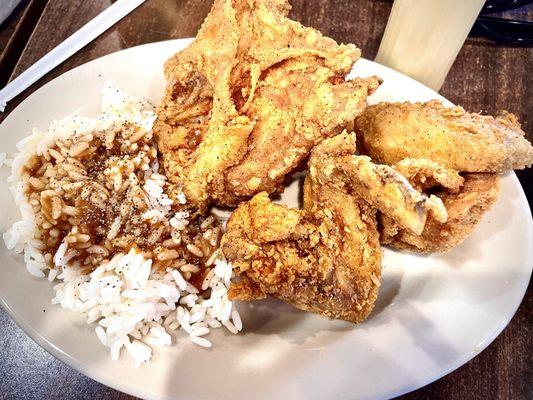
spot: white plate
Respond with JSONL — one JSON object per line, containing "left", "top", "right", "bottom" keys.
{"left": 0, "top": 39, "right": 531, "bottom": 400}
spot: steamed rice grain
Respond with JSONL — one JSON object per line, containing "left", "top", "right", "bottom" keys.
{"left": 3, "top": 82, "right": 242, "bottom": 366}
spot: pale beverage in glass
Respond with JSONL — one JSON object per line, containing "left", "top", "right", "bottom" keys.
{"left": 375, "top": 0, "right": 485, "bottom": 91}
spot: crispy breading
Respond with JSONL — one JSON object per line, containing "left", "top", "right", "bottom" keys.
{"left": 381, "top": 172, "right": 500, "bottom": 253}
{"left": 355, "top": 100, "right": 533, "bottom": 173}
{"left": 222, "top": 132, "right": 445, "bottom": 322}
{"left": 392, "top": 158, "right": 465, "bottom": 194}
{"left": 355, "top": 100, "right": 530, "bottom": 252}
{"left": 155, "top": 0, "right": 380, "bottom": 212}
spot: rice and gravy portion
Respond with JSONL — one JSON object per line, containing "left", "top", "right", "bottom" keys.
{"left": 3, "top": 82, "right": 241, "bottom": 366}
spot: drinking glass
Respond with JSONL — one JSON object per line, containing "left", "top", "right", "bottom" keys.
{"left": 375, "top": 0, "right": 486, "bottom": 91}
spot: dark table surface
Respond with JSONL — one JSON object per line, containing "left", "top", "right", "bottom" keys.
{"left": 0, "top": 1, "right": 531, "bottom": 399}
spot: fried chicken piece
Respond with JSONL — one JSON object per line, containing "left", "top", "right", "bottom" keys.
{"left": 155, "top": 0, "right": 381, "bottom": 211}
{"left": 305, "top": 133, "right": 447, "bottom": 233}
{"left": 380, "top": 159, "right": 500, "bottom": 252}
{"left": 355, "top": 101, "right": 529, "bottom": 252}
{"left": 221, "top": 132, "right": 446, "bottom": 322}
{"left": 355, "top": 100, "right": 533, "bottom": 173}
{"left": 392, "top": 158, "right": 465, "bottom": 193}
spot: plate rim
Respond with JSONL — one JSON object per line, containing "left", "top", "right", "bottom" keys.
{"left": 0, "top": 38, "right": 532, "bottom": 400}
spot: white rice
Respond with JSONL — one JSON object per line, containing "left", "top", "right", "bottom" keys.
{"left": 51, "top": 248, "right": 239, "bottom": 366}
{"left": 2, "top": 82, "right": 242, "bottom": 366}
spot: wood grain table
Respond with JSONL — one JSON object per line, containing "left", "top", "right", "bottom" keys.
{"left": 0, "top": 1, "right": 531, "bottom": 399}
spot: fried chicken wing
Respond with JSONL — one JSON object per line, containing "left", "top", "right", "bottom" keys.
{"left": 355, "top": 100, "right": 533, "bottom": 173}
{"left": 355, "top": 101, "right": 531, "bottom": 252}
{"left": 221, "top": 132, "right": 445, "bottom": 322}
{"left": 155, "top": 0, "right": 380, "bottom": 211}
{"left": 392, "top": 158, "right": 465, "bottom": 193}
{"left": 381, "top": 162, "right": 499, "bottom": 253}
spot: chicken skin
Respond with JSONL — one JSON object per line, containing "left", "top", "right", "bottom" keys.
{"left": 380, "top": 159, "right": 500, "bottom": 253}
{"left": 355, "top": 101, "right": 532, "bottom": 252}
{"left": 221, "top": 132, "right": 445, "bottom": 322}
{"left": 355, "top": 100, "right": 533, "bottom": 173}
{"left": 155, "top": 0, "right": 380, "bottom": 212}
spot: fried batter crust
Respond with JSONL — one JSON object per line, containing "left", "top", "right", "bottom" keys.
{"left": 156, "top": 0, "right": 380, "bottom": 212}
{"left": 355, "top": 101, "right": 530, "bottom": 252}
{"left": 355, "top": 100, "right": 533, "bottom": 173}
{"left": 222, "top": 132, "right": 445, "bottom": 322}
{"left": 381, "top": 172, "right": 500, "bottom": 253}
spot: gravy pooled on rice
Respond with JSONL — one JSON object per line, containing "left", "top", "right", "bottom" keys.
{"left": 4, "top": 82, "right": 240, "bottom": 365}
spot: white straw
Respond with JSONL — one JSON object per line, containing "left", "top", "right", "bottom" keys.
{"left": 0, "top": 0, "right": 146, "bottom": 112}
